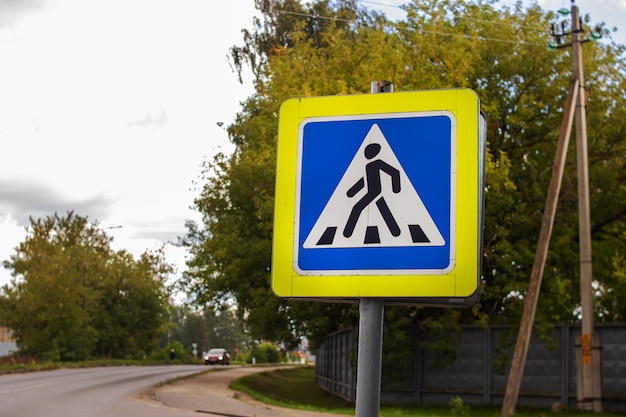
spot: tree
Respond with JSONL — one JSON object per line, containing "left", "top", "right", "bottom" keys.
{"left": 92, "top": 250, "right": 172, "bottom": 359}
{"left": 166, "top": 304, "right": 247, "bottom": 357}
{"left": 0, "top": 212, "right": 172, "bottom": 360}
{"left": 182, "top": 0, "right": 626, "bottom": 349}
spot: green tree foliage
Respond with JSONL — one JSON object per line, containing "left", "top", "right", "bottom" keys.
{"left": 166, "top": 304, "right": 247, "bottom": 357}
{"left": 0, "top": 212, "right": 172, "bottom": 361}
{"left": 182, "top": 0, "right": 626, "bottom": 350}
{"left": 91, "top": 250, "right": 172, "bottom": 359}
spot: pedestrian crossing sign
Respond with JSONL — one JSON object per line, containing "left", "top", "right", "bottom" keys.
{"left": 272, "top": 89, "right": 484, "bottom": 305}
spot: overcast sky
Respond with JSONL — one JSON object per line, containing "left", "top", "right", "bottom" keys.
{"left": 0, "top": 0, "right": 260, "bottom": 286}
{"left": 1, "top": 0, "right": 624, "bottom": 288}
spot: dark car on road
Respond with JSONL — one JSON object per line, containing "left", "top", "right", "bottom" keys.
{"left": 204, "top": 348, "right": 230, "bottom": 365}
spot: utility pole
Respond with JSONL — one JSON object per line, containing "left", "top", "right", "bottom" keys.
{"left": 570, "top": 4, "right": 601, "bottom": 412}
{"left": 501, "top": 2, "right": 602, "bottom": 415}
{"left": 500, "top": 75, "right": 578, "bottom": 417}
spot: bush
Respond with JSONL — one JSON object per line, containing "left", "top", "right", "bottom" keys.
{"left": 449, "top": 395, "right": 469, "bottom": 417}
{"left": 150, "top": 341, "right": 188, "bottom": 362}
{"left": 246, "top": 342, "right": 281, "bottom": 364}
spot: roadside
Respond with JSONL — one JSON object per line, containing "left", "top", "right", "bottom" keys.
{"left": 147, "top": 366, "right": 348, "bottom": 417}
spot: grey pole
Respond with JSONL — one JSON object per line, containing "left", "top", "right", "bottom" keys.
{"left": 371, "top": 80, "right": 393, "bottom": 93}
{"left": 355, "top": 298, "right": 385, "bottom": 417}
{"left": 354, "top": 80, "right": 393, "bottom": 417}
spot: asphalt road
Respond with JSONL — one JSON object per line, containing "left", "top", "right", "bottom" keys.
{"left": 0, "top": 365, "right": 347, "bottom": 417}
{"left": 0, "top": 365, "right": 205, "bottom": 417}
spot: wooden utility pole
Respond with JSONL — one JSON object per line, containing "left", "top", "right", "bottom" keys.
{"left": 501, "top": 2, "right": 601, "bottom": 415}
{"left": 500, "top": 78, "right": 578, "bottom": 417}
{"left": 570, "top": 4, "right": 601, "bottom": 412}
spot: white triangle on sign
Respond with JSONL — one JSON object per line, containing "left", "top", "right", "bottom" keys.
{"left": 303, "top": 124, "right": 445, "bottom": 249}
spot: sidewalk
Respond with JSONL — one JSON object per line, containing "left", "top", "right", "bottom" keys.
{"left": 147, "top": 366, "right": 349, "bottom": 417}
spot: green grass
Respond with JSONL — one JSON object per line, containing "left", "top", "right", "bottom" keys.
{"left": 231, "top": 366, "right": 626, "bottom": 417}
{"left": 230, "top": 366, "right": 354, "bottom": 414}
{"left": 0, "top": 357, "right": 205, "bottom": 375}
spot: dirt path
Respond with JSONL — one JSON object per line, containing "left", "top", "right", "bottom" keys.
{"left": 148, "top": 366, "right": 349, "bottom": 417}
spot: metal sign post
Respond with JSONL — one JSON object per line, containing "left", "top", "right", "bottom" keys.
{"left": 355, "top": 298, "right": 384, "bottom": 417}
{"left": 354, "top": 81, "right": 392, "bottom": 417}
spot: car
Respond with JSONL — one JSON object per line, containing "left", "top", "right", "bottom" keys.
{"left": 204, "top": 348, "right": 230, "bottom": 365}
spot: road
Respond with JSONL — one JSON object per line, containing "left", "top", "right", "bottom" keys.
{"left": 0, "top": 365, "right": 346, "bottom": 417}
{"left": 0, "top": 365, "right": 203, "bottom": 417}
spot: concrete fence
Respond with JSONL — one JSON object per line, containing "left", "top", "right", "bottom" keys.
{"left": 315, "top": 323, "right": 626, "bottom": 412}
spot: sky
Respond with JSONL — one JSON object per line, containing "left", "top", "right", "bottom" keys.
{"left": 1, "top": 0, "right": 625, "bottom": 289}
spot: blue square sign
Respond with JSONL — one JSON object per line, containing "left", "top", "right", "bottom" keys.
{"left": 294, "top": 112, "right": 455, "bottom": 275}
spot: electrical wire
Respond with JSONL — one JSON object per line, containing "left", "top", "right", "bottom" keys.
{"left": 355, "top": 0, "right": 548, "bottom": 31}
{"left": 358, "top": 0, "right": 404, "bottom": 8}
{"left": 275, "top": 9, "right": 545, "bottom": 47}
{"left": 277, "top": 9, "right": 354, "bottom": 23}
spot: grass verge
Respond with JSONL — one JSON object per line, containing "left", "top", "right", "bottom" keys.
{"left": 0, "top": 356, "right": 207, "bottom": 375}
{"left": 230, "top": 366, "right": 625, "bottom": 417}
{"left": 230, "top": 366, "right": 354, "bottom": 414}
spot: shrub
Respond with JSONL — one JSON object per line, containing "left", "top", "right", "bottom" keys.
{"left": 247, "top": 342, "right": 280, "bottom": 364}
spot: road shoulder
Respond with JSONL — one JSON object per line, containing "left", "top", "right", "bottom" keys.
{"left": 146, "top": 366, "right": 347, "bottom": 417}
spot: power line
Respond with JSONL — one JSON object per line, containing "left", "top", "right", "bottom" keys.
{"left": 359, "top": 0, "right": 404, "bottom": 8}
{"left": 276, "top": 9, "right": 353, "bottom": 23}
{"left": 409, "top": 27, "right": 544, "bottom": 46}
{"left": 459, "top": 17, "right": 544, "bottom": 32}
{"left": 275, "top": 9, "right": 544, "bottom": 47}
{"left": 356, "top": 0, "right": 548, "bottom": 31}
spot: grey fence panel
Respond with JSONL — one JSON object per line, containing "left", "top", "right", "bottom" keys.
{"left": 421, "top": 327, "right": 485, "bottom": 391}
{"left": 596, "top": 325, "right": 626, "bottom": 412}
{"left": 316, "top": 327, "right": 356, "bottom": 402}
{"left": 504, "top": 325, "right": 568, "bottom": 409}
{"left": 415, "top": 327, "right": 488, "bottom": 406}
{"left": 316, "top": 323, "right": 626, "bottom": 412}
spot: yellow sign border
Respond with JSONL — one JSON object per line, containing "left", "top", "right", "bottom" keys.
{"left": 272, "top": 89, "right": 481, "bottom": 300}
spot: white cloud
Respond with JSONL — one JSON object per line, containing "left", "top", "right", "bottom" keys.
{"left": 0, "top": 0, "right": 257, "bottom": 287}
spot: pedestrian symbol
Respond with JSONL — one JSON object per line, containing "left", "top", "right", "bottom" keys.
{"left": 344, "top": 142, "right": 401, "bottom": 239}
{"left": 303, "top": 123, "right": 445, "bottom": 249}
